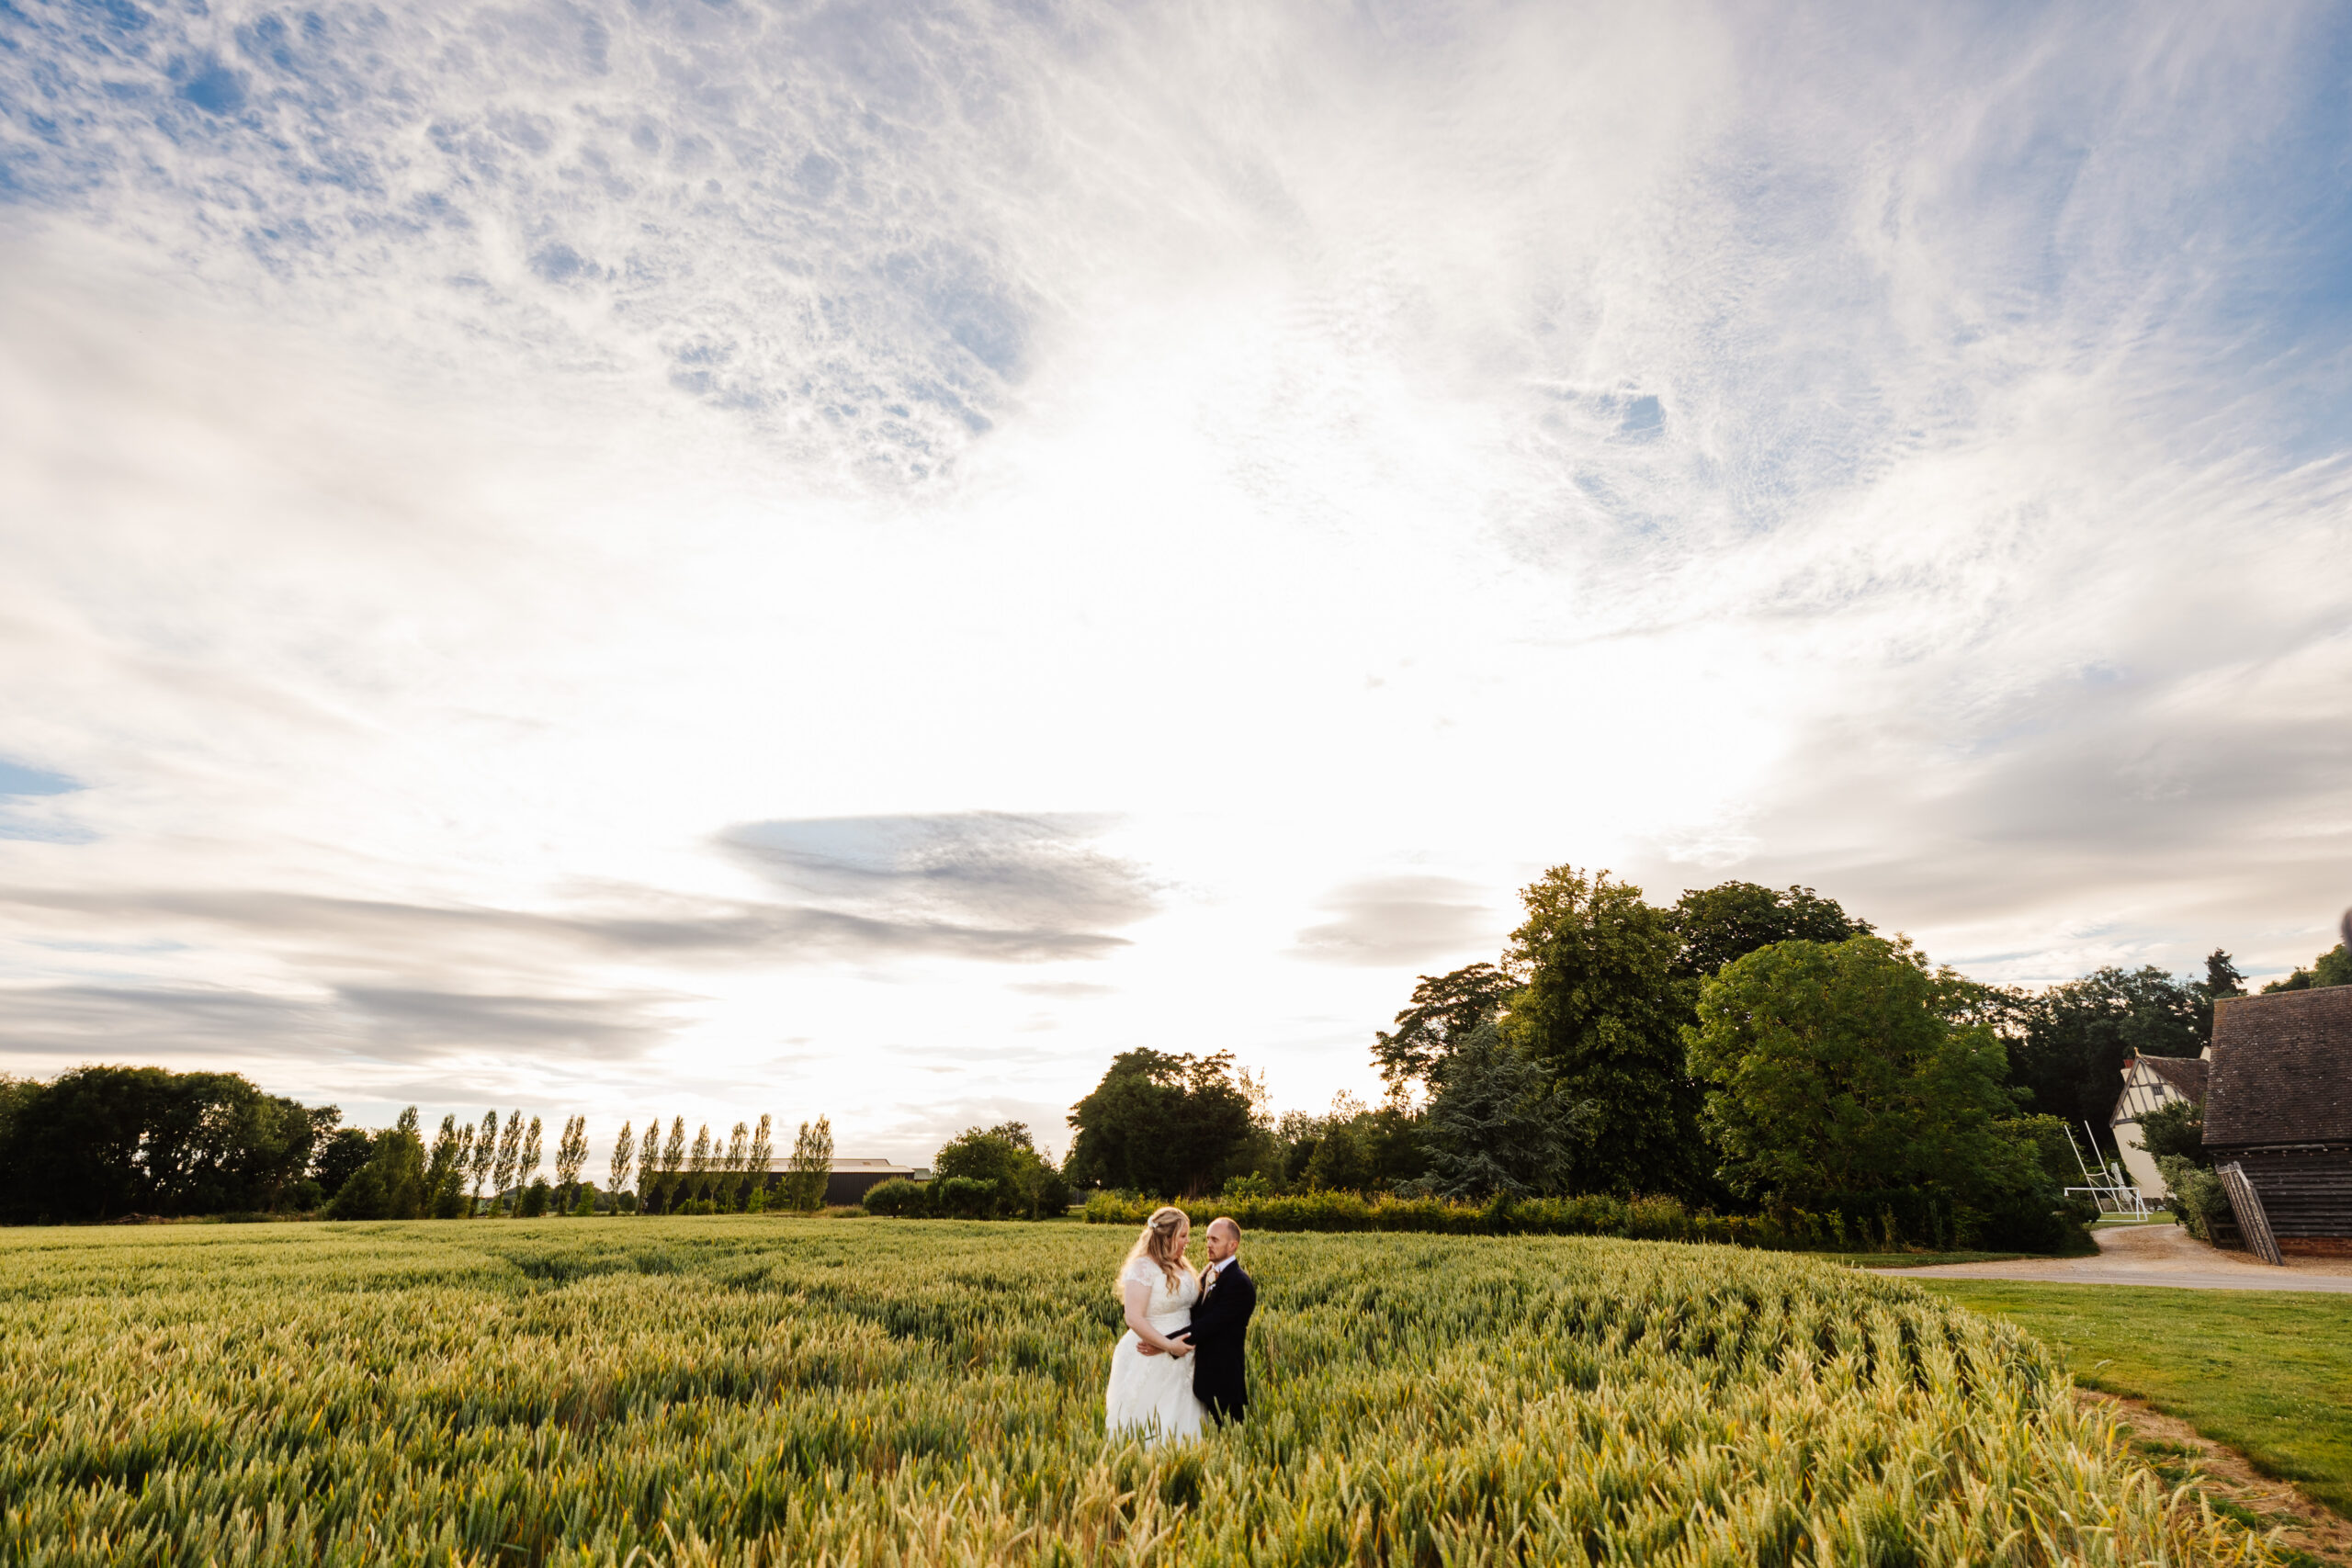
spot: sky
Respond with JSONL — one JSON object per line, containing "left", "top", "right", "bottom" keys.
{"left": 2, "top": 0, "right": 2348, "bottom": 1167}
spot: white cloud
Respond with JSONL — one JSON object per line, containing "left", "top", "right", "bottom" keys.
{"left": 1, "top": 0, "right": 2347, "bottom": 1158}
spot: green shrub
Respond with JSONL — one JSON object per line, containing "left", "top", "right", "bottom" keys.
{"left": 862, "top": 1179, "right": 930, "bottom": 1217}
{"left": 2158, "top": 1156, "right": 2231, "bottom": 1241}
{"left": 934, "top": 1176, "right": 997, "bottom": 1219}
{"left": 519, "top": 1179, "right": 552, "bottom": 1218}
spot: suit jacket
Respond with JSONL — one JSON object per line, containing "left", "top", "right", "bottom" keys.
{"left": 1183, "top": 1259, "right": 1255, "bottom": 1415}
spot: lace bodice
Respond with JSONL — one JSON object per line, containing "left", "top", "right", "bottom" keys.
{"left": 1121, "top": 1258, "right": 1200, "bottom": 1326}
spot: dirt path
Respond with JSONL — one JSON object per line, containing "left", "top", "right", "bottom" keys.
{"left": 2086, "top": 1389, "right": 2351, "bottom": 1562}
{"left": 1871, "top": 1220, "right": 2352, "bottom": 1291}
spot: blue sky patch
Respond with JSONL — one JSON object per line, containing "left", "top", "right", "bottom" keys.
{"left": 0, "top": 758, "right": 78, "bottom": 795}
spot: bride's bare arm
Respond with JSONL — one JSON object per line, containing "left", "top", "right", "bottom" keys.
{"left": 1122, "top": 1277, "right": 1192, "bottom": 1356}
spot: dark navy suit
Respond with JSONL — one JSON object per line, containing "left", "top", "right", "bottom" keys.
{"left": 1180, "top": 1258, "right": 1256, "bottom": 1423}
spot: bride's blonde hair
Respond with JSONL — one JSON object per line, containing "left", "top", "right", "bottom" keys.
{"left": 1120, "top": 1205, "right": 1193, "bottom": 1292}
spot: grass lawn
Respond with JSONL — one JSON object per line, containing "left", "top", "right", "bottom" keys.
{"left": 1920, "top": 1280, "right": 2352, "bottom": 1517}
{"left": 1831, "top": 1250, "right": 2035, "bottom": 1269}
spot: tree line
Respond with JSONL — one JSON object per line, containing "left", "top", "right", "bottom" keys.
{"left": 312, "top": 1107, "right": 842, "bottom": 1219}
{"left": 1048, "top": 870, "right": 2343, "bottom": 1251}
{"left": 0, "top": 1067, "right": 841, "bottom": 1224}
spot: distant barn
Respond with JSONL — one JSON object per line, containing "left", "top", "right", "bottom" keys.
{"left": 2204, "top": 986, "right": 2352, "bottom": 1253}
{"left": 729, "top": 1156, "right": 928, "bottom": 1207}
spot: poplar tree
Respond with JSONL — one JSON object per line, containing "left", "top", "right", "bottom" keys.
{"left": 722, "top": 1122, "right": 749, "bottom": 1211}
{"left": 685, "top": 1123, "right": 712, "bottom": 1208}
{"left": 636, "top": 1119, "right": 661, "bottom": 1212}
{"left": 469, "top": 1111, "right": 498, "bottom": 1215}
{"left": 786, "top": 1116, "right": 833, "bottom": 1213}
{"left": 554, "top": 1115, "right": 588, "bottom": 1208}
{"left": 447, "top": 1121, "right": 477, "bottom": 1216}
{"left": 385, "top": 1106, "right": 427, "bottom": 1218}
{"left": 608, "top": 1119, "right": 634, "bottom": 1205}
{"left": 519, "top": 1116, "right": 544, "bottom": 1204}
{"left": 658, "top": 1117, "right": 685, "bottom": 1213}
{"left": 492, "top": 1111, "right": 523, "bottom": 1213}
{"left": 746, "top": 1113, "right": 774, "bottom": 1211}
{"left": 425, "top": 1115, "right": 467, "bottom": 1218}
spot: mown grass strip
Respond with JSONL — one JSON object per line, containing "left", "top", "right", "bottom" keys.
{"left": 1920, "top": 1280, "right": 2352, "bottom": 1517}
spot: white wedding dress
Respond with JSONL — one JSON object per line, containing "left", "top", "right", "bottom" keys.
{"left": 1103, "top": 1258, "right": 1206, "bottom": 1447}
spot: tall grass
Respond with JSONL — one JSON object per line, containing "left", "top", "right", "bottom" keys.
{"left": 0, "top": 1218, "right": 2273, "bottom": 1566}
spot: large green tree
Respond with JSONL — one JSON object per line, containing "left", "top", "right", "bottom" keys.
{"left": 1371, "top": 963, "right": 1521, "bottom": 1094}
{"left": 0, "top": 1066, "right": 328, "bottom": 1223}
{"left": 314, "top": 1127, "right": 375, "bottom": 1201}
{"left": 1687, "top": 936, "right": 2027, "bottom": 1205}
{"left": 933, "top": 1122, "right": 1073, "bottom": 1217}
{"left": 2262, "top": 942, "right": 2352, "bottom": 994}
{"left": 2007, "top": 966, "right": 2201, "bottom": 1130}
{"left": 1500, "top": 865, "right": 1698, "bottom": 1197}
{"left": 1283, "top": 1093, "right": 1429, "bottom": 1193}
{"left": 1668, "top": 882, "right": 1871, "bottom": 979}
{"left": 2190, "top": 948, "right": 2245, "bottom": 1042}
{"left": 1064, "top": 1049, "right": 1256, "bottom": 1197}
{"left": 325, "top": 1107, "right": 428, "bottom": 1220}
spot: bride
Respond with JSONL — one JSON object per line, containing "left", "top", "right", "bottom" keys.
{"left": 1103, "top": 1205, "right": 1207, "bottom": 1446}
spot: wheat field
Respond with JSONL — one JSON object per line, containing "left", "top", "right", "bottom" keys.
{"left": 0, "top": 1217, "right": 2274, "bottom": 1567}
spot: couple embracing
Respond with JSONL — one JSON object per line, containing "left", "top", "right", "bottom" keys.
{"left": 1103, "top": 1206, "right": 1256, "bottom": 1447}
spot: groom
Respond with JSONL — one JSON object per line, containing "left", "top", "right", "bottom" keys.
{"left": 1145, "top": 1215, "right": 1256, "bottom": 1424}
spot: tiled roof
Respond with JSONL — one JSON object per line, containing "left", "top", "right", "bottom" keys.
{"left": 2138, "top": 1054, "right": 2209, "bottom": 1103}
{"left": 2204, "top": 987, "right": 2352, "bottom": 1148}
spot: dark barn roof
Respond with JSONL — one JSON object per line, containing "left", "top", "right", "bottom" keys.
{"left": 2205, "top": 987, "right": 2352, "bottom": 1150}
{"left": 2139, "top": 1054, "right": 2209, "bottom": 1104}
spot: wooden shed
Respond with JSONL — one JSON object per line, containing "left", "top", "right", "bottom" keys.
{"left": 2204, "top": 986, "right": 2352, "bottom": 1252}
